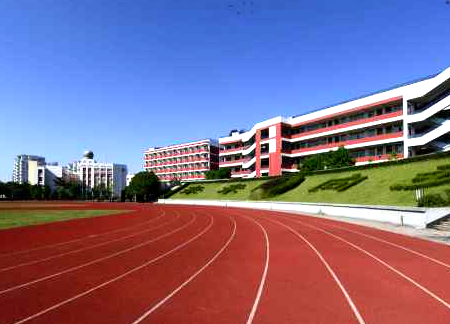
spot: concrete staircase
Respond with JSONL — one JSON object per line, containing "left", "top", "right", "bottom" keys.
{"left": 430, "top": 215, "right": 450, "bottom": 231}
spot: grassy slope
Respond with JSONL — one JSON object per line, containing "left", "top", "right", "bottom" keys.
{"left": 171, "top": 180, "right": 268, "bottom": 200}
{"left": 0, "top": 210, "right": 127, "bottom": 229}
{"left": 170, "top": 157, "right": 450, "bottom": 206}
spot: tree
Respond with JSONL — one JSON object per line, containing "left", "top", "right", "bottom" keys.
{"left": 300, "top": 146, "right": 354, "bottom": 172}
{"left": 205, "top": 168, "right": 231, "bottom": 180}
{"left": 127, "top": 171, "right": 160, "bottom": 202}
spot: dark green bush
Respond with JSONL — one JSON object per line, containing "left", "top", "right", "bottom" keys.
{"left": 308, "top": 173, "right": 368, "bottom": 192}
{"left": 217, "top": 183, "right": 246, "bottom": 195}
{"left": 205, "top": 168, "right": 231, "bottom": 180}
{"left": 417, "top": 194, "right": 448, "bottom": 207}
{"left": 391, "top": 165, "right": 450, "bottom": 191}
{"left": 252, "top": 173, "right": 305, "bottom": 198}
{"left": 161, "top": 183, "right": 189, "bottom": 198}
{"left": 180, "top": 185, "right": 204, "bottom": 195}
{"left": 437, "top": 164, "right": 450, "bottom": 170}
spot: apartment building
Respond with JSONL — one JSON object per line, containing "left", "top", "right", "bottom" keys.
{"left": 219, "top": 67, "right": 450, "bottom": 178}
{"left": 12, "top": 155, "right": 46, "bottom": 185}
{"left": 68, "top": 151, "right": 128, "bottom": 198}
{"left": 143, "top": 139, "right": 219, "bottom": 181}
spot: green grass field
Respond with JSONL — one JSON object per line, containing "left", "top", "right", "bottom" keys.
{"left": 0, "top": 210, "right": 127, "bottom": 230}
{"left": 170, "top": 157, "right": 450, "bottom": 206}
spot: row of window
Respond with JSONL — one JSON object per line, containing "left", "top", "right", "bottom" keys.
{"left": 146, "top": 145, "right": 212, "bottom": 159}
{"left": 284, "top": 104, "right": 402, "bottom": 136}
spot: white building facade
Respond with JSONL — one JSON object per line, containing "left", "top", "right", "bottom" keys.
{"left": 12, "top": 155, "right": 46, "bottom": 185}
{"left": 68, "top": 151, "right": 127, "bottom": 198}
{"left": 219, "top": 67, "right": 450, "bottom": 178}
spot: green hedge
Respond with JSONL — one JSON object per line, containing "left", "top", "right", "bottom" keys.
{"left": 217, "top": 184, "right": 247, "bottom": 195}
{"left": 391, "top": 164, "right": 450, "bottom": 191}
{"left": 161, "top": 183, "right": 190, "bottom": 199}
{"left": 180, "top": 185, "right": 205, "bottom": 195}
{"left": 308, "top": 173, "right": 368, "bottom": 192}
{"left": 252, "top": 173, "right": 305, "bottom": 198}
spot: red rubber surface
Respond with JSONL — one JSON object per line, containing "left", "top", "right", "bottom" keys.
{"left": 1, "top": 203, "right": 450, "bottom": 324}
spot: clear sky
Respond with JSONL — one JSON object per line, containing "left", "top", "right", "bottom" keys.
{"left": 0, "top": 0, "right": 449, "bottom": 181}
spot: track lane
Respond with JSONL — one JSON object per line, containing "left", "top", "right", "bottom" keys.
{"left": 232, "top": 208, "right": 362, "bottom": 324}
{"left": 0, "top": 210, "right": 206, "bottom": 324}
{"left": 137, "top": 207, "right": 268, "bottom": 324}
{"left": 0, "top": 208, "right": 166, "bottom": 261}
{"left": 268, "top": 211, "right": 450, "bottom": 312}
{"left": 0, "top": 205, "right": 162, "bottom": 254}
{"left": 259, "top": 209, "right": 450, "bottom": 323}
{"left": 0, "top": 211, "right": 191, "bottom": 296}
{"left": 274, "top": 211, "right": 450, "bottom": 267}
{"left": 5, "top": 208, "right": 232, "bottom": 324}
{"left": 0, "top": 210, "right": 171, "bottom": 271}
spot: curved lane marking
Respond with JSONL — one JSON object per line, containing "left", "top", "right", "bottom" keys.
{"left": 10, "top": 213, "right": 214, "bottom": 324}
{"left": 264, "top": 217, "right": 365, "bottom": 324}
{"left": 0, "top": 212, "right": 194, "bottom": 296}
{"left": 239, "top": 215, "right": 270, "bottom": 324}
{"left": 290, "top": 218, "right": 450, "bottom": 311}
{"left": 130, "top": 214, "right": 237, "bottom": 324}
{"left": 0, "top": 211, "right": 179, "bottom": 272}
{"left": 272, "top": 212, "right": 450, "bottom": 270}
{"left": 0, "top": 209, "right": 166, "bottom": 259}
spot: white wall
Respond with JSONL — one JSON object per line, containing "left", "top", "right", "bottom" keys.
{"left": 158, "top": 199, "right": 450, "bottom": 229}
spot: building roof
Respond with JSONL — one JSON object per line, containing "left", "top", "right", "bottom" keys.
{"left": 291, "top": 71, "right": 439, "bottom": 119}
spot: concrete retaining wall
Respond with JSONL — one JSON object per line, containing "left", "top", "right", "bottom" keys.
{"left": 158, "top": 199, "right": 450, "bottom": 229}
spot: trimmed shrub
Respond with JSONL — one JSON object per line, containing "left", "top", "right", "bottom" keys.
{"left": 391, "top": 164, "right": 450, "bottom": 191}
{"left": 180, "top": 185, "right": 204, "bottom": 195}
{"left": 217, "top": 184, "right": 247, "bottom": 195}
{"left": 161, "top": 183, "right": 189, "bottom": 198}
{"left": 252, "top": 173, "right": 305, "bottom": 198}
{"left": 308, "top": 173, "right": 368, "bottom": 193}
{"left": 417, "top": 194, "right": 448, "bottom": 207}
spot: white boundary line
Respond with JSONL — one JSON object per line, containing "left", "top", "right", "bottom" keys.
{"left": 129, "top": 215, "right": 237, "bottom": 324}
{"left": 306, "top": 219, "right": 450, "bottom": 270}
{"left": 0, "top": 213, "right": 196, "bottom": 296}
{"left": 0, "top": 209, "right": 166, "bottom": 259}
{"left": 10, "top": 213, "right": 214, "bottom": 324}
{"left": 264, "top": 217, "right": 365, "bottom": 324}
{"left": 239, "top": 215, "right": 270, "bottom": 324}
{"left": 0, "top": 212, "right": 179, "bottom": 272}
{"left": 289, "top": 218, "right": 450, "bottom": 311}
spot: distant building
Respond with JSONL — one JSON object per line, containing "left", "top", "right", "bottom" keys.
{"left": 143, "top": 139, "right": 219, "bottom": 182}
{"left": 126, "top": 173, "right": 134, "bottom": 186}
{"left": 68, "top": 151, "right": 127, "bottom": 198}
{"left": 12, "top": 155, "right": 46, "bottom": 185}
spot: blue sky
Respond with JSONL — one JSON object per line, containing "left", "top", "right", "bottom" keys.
{"left": 0, "top": 0, "right": 449, "bottom": 181}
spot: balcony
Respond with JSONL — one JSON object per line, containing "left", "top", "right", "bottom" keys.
{"left": 220, "top": 157, "right": 251, "bottom": 166}
{"left": 144, "top": 148, "right": 209, "bottom": 160}
{"left": 354, "top": 153, "right": 404, "bottom": 163}
{"left": 287, "top": 132, "right": 403, "bottom": 155}
{"left": 231, "top": 169, "right": 251, "bottom": 176}
{"left": 288, "top": 110, "right": 403, "bottom": 140}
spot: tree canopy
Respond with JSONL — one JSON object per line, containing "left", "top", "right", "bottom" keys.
{"left": 205, "top": 168, "right": 231, "bottom": 180}
{"left": 126, "top": 171, "right": 160, "bottom": 202}
{"left": 300, "top": 146, "right": 354, "bottom": 172}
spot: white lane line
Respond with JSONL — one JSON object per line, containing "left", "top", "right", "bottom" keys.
{"left": 0, "top": 213, "right": 195, "bottom": 296}
{"left": 264, "top": 217, "right": 365, "bottom": 324}
{"left": 0, "top": 212, "right": 179, "bottom": 272}
{"left": 130, "top": 215, "right": 237, "bottom": 324}
{"left": 291, "top": 219, "right": 450, "bottom": 311}
{"left": 272, "top": 212, "right": 450, "bottom": 270}
{"left": 239, "top": 215, "right": 269, "bottom": 324}
{"left": 0, "top": 209, "right": 166, "bottom": 259}
{"left": 10, "top": 213, "right": 214, "bottom": 324}
{"left": 311, "top": 220, "right": 450, "bottom": 270}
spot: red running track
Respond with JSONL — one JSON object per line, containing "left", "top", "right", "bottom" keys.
{"left": 1, "top": 203, "right": 450, "bottom": 323}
